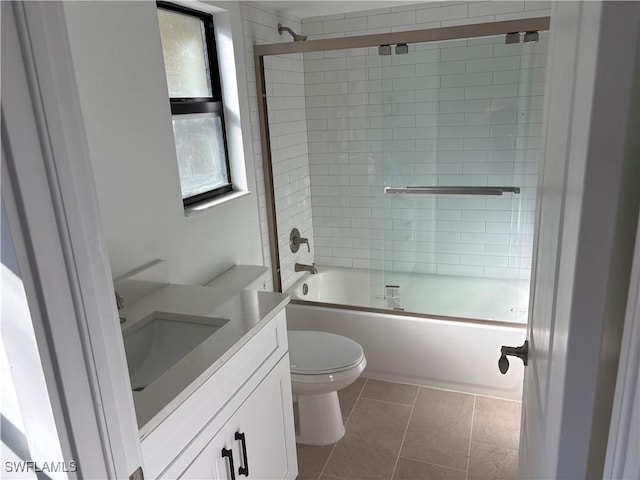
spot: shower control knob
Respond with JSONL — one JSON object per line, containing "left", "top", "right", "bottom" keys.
{"left": 498, "top": 340, "right": 529, "bottom": 374}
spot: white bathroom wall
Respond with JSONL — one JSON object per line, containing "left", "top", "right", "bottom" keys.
{"left": 242, "top": 4, "right": 314, "bottom": 291}
{"left": 62, "top": 2, "right": 263, "bottom": 285}
{"left": 301, "top": 1, "right": 551, "bottom": 279}
{"left": 265, "top": 51, "right": 316, "bottom": 291}
{"left": 62, "top": 1, "right": 550, "bottom": 290}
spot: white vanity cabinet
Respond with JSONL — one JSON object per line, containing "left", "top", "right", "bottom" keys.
{"left": 173, "top": 357, "right": 293, "bottom": 479}
{"left": 227, "top": 357, "right": 294, "bottom": 480}
{"left": 141, "top": 309, "right": 297, "bottom": 480}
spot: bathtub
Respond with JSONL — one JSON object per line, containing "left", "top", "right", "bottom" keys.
{"left": 285, "top": 266, "right": 527, "bottom": 400}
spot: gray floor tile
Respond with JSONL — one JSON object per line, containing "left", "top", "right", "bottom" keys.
{"left": 467, "top": 443, "right": 518, "bottom": 479}
{"left": 393, "top": 457, "right": 466, "bottom": 480}
{"left": 338, "top": 377, "right": 367, "bottom": 420}
{"left": 299, "top": 380, "right": 522, "bottom": 480}
{"left": 296, "top": 443, "right": 335, "bottom": 480}
{"left": 361, "top": 380, "right": 419, "bottom": 405}
{"left": 400, "top": 388, "right": 474, "bottom": 471}
{"left": 472, "top": 396, "right": 522, "bottom": 450}
{"left": 324, "top": 398, "right": 412, "bottom": 480}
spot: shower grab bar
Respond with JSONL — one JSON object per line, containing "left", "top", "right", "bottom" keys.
{"left": 383, "top": 186, "right": 520, "bottom": 196}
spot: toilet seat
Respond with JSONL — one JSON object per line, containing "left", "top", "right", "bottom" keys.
{"left": 288, "top": 331, "right": 364, "bottom": 375}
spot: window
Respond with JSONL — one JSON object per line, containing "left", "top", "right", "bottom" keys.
{"left": 157, "top": 2, "right": 232, "bottom": 207}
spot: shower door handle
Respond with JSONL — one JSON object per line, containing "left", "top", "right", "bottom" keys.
{"left": 498, "top": 341, "right": 528, "bottom": 374}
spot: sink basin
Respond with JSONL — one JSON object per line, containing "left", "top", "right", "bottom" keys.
{"left": 123, "top": 312, "right": 229, "bottom": 391}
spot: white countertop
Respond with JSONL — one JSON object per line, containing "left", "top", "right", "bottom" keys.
{"left": 118, "top": 284, "right": 289, "bottom": 437}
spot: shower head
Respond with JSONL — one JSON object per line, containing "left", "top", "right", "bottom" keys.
{"left": 278, "top": 23, "right": 307, "bottom": 42}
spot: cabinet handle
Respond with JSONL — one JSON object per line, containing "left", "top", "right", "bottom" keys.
{"left": 221, "top": 447, "right": 236, "bottom": 480}
{"left": 234, "top": 432, "right": 249, "bottom": 477}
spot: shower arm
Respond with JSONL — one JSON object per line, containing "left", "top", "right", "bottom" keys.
{"left": 278, "top": 24, "right": 295, "bottom": 36}
{"left": 277, "top": 23, "right": 307, "bottom": 42}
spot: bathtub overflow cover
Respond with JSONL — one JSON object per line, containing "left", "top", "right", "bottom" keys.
{"left": 302, "top": 283, "right": 309, "bottom": 295}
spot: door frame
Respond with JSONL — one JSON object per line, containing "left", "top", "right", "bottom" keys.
{"left": 2, "top": 2, "right": 142, "bottom": 478}
{"left": 604, "top": 208, "right": 640, "bottom": 479}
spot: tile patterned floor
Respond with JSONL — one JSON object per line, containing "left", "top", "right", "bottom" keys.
{"left": 296, "top": 378, "right": 521, "bottom": 480}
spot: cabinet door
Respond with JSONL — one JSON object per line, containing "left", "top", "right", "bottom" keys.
{"left": 229, "top": 356, "right": 297, "bottom": 480}
{"left": 176, "top": 425, "right": 232, "bottom": 480}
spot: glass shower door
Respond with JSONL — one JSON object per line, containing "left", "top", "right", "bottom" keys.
{"left": 379, "top": 33, "right": 548, "bottom": 323}
{"left": 265, "top": 46, "right": 388, "bottom": 308}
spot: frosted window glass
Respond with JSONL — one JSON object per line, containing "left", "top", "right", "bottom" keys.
{"left": 172, "top": 113, "right": 228, "bottom": 199}
{"left": 158, "top": 9, "right": 212, "bottom": 98}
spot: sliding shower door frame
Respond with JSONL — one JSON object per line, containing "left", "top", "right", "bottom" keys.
{"left": 254, "top": 16, "right": 550, "bottom": 297}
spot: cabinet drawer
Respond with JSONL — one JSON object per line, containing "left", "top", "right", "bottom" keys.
{"left": 142, "top": 310, "right": 288, "bottom": 479}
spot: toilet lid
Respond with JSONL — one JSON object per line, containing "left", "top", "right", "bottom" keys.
{"left": 288, "top": 331, "right": 364, "bottom": 374}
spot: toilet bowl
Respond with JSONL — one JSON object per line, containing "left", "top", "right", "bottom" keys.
{"left": 288, "top": 330, "right": 366, "bottom": 446}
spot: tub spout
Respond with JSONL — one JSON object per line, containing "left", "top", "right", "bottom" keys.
{"left": 295, "top": 263, "right": 318, "bottom": 274}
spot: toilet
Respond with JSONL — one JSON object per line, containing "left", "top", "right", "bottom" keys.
{"left": 287, "top": 330, "right": 366, "bottom": 445}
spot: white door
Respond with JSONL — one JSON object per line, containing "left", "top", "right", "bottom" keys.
{"left": 2, "top": 2, "right": 144, "bottom": 478}
{"left": 519, "top": 2, "right": 640, "bottom": 478}
{"left": 229, "top": 356, "right": 297, "bottom": 480}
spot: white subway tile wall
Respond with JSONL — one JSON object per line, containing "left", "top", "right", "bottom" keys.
{"left": 299, "top": 1, "right": 550, "bottom": 280}
{"left": 242, "top": 1, "right": 551, "bottom": 291}
{"left": 242, "top": 4, "right": 314, "bottom": 291}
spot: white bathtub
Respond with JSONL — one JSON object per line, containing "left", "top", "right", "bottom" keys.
{"left": 286, "top": 267, "right": 527, "bottom": 400}
{"left": 288, "top": 267, "right": 529, "bottom": 323}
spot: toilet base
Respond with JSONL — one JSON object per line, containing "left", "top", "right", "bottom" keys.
{"left": 296, "top": 391, "right": 345, "bottom": 445}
